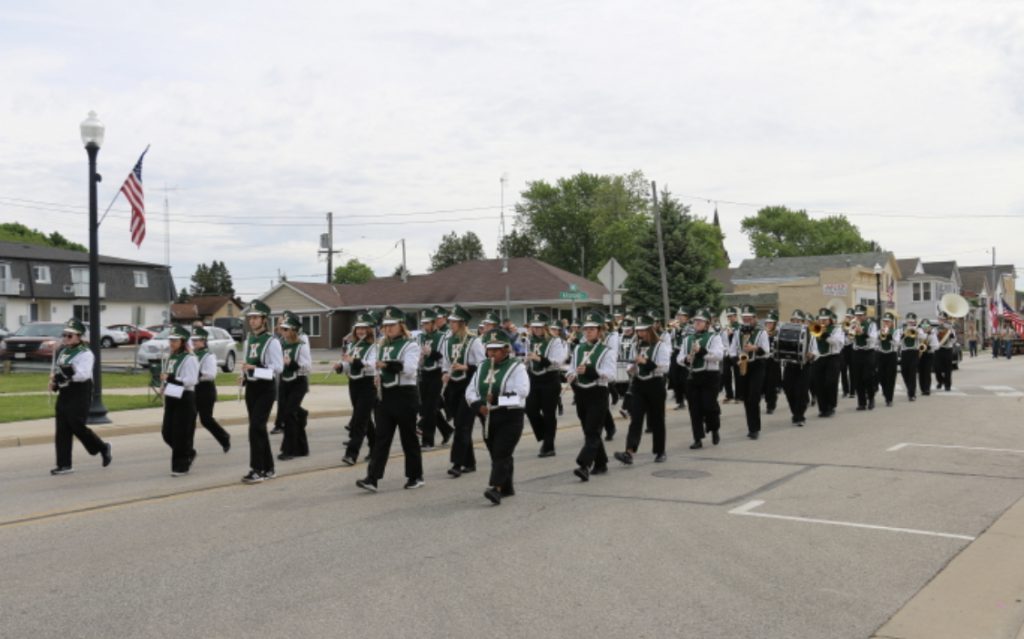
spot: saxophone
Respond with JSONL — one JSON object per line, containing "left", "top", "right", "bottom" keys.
{"left": 738, "top": 327, "right": 751, "bottom": 376}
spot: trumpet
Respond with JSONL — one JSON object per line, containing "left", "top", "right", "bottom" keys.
{"left": 904, "top": 326, "right": 918, "bottom": 340}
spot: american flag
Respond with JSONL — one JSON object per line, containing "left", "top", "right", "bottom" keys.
{"left": 121, "top": 146, "right": 149, "bottom": 247}
{"left": 1000, "top": 297, "right": 1024, "bottom": 338}
{"left": 886, "top": 275, "right": 894, "bottom": 304}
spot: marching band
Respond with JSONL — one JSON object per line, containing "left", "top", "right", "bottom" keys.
{"left": 42, "top": 298, "right": 969, "bottom": 506}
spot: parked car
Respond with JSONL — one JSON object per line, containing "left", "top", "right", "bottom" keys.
{"left": 107, "top": 323, "right": 155, "bottom": 345}
{"left": 83, "top": 326, "right": 130, "bottom": 348}
{"left": 0, "top": 326, "right": 9, "bottom": 339}
{"left": 136, "top": 325, "right": 238, "bottom": 372}
{"left": 214, "top": 317, "right": 245, "bottom": 342}
{"left": 0, "top": 322, "right": 64, "bottom": 362}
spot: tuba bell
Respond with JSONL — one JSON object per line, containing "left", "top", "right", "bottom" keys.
{"left": 939, "top": 293, "right": 970, "bottom": 319}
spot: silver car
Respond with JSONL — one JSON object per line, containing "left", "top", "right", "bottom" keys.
{"left": 136, "top": 325, "right": 238, "bottom": 372}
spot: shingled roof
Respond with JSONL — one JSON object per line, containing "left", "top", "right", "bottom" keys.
{"left": 732, "top": 252, "right": 896, "bottom": 282}
{"left": 959, "top": 265, "right": 1015, "bottom": 297}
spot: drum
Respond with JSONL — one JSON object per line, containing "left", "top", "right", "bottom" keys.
{"left": 776, "top": 323, "right": 806, "bottom": 363}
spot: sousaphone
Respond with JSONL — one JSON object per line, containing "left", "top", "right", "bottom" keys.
{"left": 939, "top": 293, "right": 969, "bottom": 319}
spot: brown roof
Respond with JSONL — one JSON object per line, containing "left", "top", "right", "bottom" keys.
{"left": 170, "top": 303, "right": 199, "bottom": 320}
{"left": 959, "top": 264, "right": 1015, "bottom": 298}
{"left": 896, "top": 258, "right": 920, "bottom": 277}
{"left": 189, "top": 295, "right": 243, "bottom": 316}
{"left": 269, "top": 258, "right": 609, "bottom": 309}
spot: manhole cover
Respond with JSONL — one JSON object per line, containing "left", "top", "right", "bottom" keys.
{"left": 651, "top": 469, "right": 711, "bottom": 479}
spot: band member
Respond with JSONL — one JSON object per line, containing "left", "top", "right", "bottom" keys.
{"left": 669, "top": 306, "right": 691, "bottom": 410}
{"left": 417, "top": 308, "right": 451, "bottom": 449}
{"left": 337, "top": 311, "right": 378, "bottom": 466}
{"left": 525, "top": 312, "right": 567, "bottom": 458}
{"left": 899, "top": 313, "right": 922, "bottom": 401}
{"left": 762, "top": 311, "right": 781, "bottom": 415}
{"left": 602, "top": 312, "right": 621, "bottom": 441}
{"left": 781, "top": 310, "right": 817, "bottom": 427}
{"left": 849, "top": 305, "right": 878, "bottom": 410}
{"left": 719, "top": 307, "right": 740, "bottom": 403}
{"left": 240, "top": 301, "right": 284, "bottom": 484}
{"left": 277, "top": 314, "right": 312, "bottom": 460}
{"left": 160, "top": 326, "right": 199, "bottom": 476}
{"left": 934, "top": 312, "right": 957, "bottom": 391}
{"left": 840, "top": 307, "right": 855, "bottom": 398}
{"left": 876, "top": 312, "right": 899, "bottom": 406}
{"left": 568, "top": 311, "right": 617, "bottom": 481}
{"left": 917, "top": 319, "right": 939, "bottom": 396}
{"left": 191, "top": 326, "right": 229, "bottom": 453}
{"left": 812, "top": 307, "right": 845, "bottom": 417}
{"left": 49, "top": 318, "right": 112, "bottom": 475}
{"left": 357, "top": 306, "right": 424, "bottom": 492}
{"left": 467, "top": 330, "right": 529, "bottom": 505}
{"left": 732, "top": 305, "right": 770, "bottom": 439}
{"left": 678, "top": 308, "right": 724, "bottom": 448}
{"left": 614, "top": 316, "right": 636, "bottom": 419}
{"left": 442, "top": 305, "right": 485, "bottom": 477}
{"left": 430, "top": 305, "right": 454, "bottom": 438}
{"left": 613, "top": 314, "right": 670, "bottom": 464}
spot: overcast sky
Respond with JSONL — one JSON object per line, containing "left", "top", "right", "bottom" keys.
{"left": 1, "top": 1, "right": 1022, "bottom": 299}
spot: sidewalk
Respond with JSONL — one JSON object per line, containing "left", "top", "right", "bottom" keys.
{"left": 0, "top": 383, "right": 353, "bottom": 448}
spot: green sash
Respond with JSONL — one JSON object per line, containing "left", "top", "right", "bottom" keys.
{"left": 476, "top": 357, "right": 519, "bottom": 405}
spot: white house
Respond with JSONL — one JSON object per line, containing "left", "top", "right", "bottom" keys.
{"left": 894, "top": 258, "right": 961, "bottom": 321}
{"left": 0, "top": 241, "right": 175, "bottom": 330}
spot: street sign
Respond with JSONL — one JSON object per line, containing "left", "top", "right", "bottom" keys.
{"left": 602, "top": 293, "right": 622, "bottom": 305}
{"left": 560, "top": 290, "right": 588, "bottom": 300}
{"left": 597, "top": 258, "right": 628, "bottom": 292}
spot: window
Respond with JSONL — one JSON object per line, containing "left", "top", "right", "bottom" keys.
{"left": 73, "top": 304, "right": 90, "bottom": 322}
{"left": 133, "top": 271, "right": 148, "bottom": 287}
{"left": 71, "top": 267, "right": 88, "bottom": 284}
{"left": 300, "top": 314, "right": 321, "bottom": 337}
{"left": 0, "top": 263, "right": 10, "bottom": 280}
{"left": 912, "top": 282, "right": 932, "bottom": 302}
{"left": 32, "top": 265, "right": 51, "bottom": 284}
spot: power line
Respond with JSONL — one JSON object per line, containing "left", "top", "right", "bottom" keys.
{"left": 672, "top": 193, "right": 1024, "bottom": 220}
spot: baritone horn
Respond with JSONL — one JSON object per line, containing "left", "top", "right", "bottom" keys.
{"left": 808, "top": 321, "right": 825, "bottom": 338}
{"left": 939, "top": 293, "right": 970, "bottom": 319}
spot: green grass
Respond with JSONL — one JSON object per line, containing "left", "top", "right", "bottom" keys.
{"left": 0, "top": 371, "right": 278, "bottom": 394}
{"left": 0, "top": 393, "right": 238, "bottom": 423}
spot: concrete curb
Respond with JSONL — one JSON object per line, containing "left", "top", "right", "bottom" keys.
{"left": 0, "top": 409, "right": 352, "bottom": 449}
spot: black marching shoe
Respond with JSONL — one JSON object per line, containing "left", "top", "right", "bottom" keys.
{"left": 404, "top": 477, "right": 425, "bottom": 490}
{"left": 856, "top": 405, "right": 866, "bottom": 411}
{"left": 868, "top": 399, "right": 875, "bottom": 410}
{"left": 242, "top": 470, "right": 264, "bottom": 484}
{"left": 461, "top": 466, "right": 476, "bottom": 474}
{"left": 795, "top": 420, "right": 805, "bottom": 427}
{"left": 886, "top": 401, "right": 893, "bottom": 407}
{"left": 447, "top": 466, "right": 463, "bottom": 477}
{"left": 909, "top": 395, "right": 916, "bottom": 402}
{"left": 604, "top": 431, "right": 616, "bottom": 442}
{"left": 614, "top": 451, "right": 634, "bottom": 464}
{"left": 270, "top": 425, "right": 283, "bottom": 435}
{"left": 590, "top": 466, "right": 608, "bottom": 475}
{"left": 277, "top": 453, "right": 294, "bottom": 461}
{"left": 655, "top": 453, "right": 667, "bottom": 463}
{"left": 101, "top": 442, "right": 112, "bottom": 467}
{"left": 50, "top": 466, "right": 73, "bottom": 476}
{"left": 573, "top": 466, "right": 590, "bottom": 482}
{"left": 222, "top": 437, "right": 231, "bottom": 454}
{"left": 484, "top": 487, "right": 502, "bottom": 505}
{"left": 341, "top": 456, "right": 357, "bottom": 466}
{"left": 712, "top": 430, "right": 721, "bottom": 445}
{"left": 689, "top": 441, "right": 703, "bottom": 450}
{"left": 356, "top": 477, "right": 378, "bottom": 492}
{"left": 747, "top": 431, "right": 759, "bottom": 440}
{"left": 538, "top": 449, "right": 556, "bottom": 458}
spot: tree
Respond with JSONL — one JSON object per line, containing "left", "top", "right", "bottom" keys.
{"left": 688, "top": 219, "right": 730, "bottom": 269}
{"left": 392, "top": 264, "right": 406, "bottom": 278}
{"left": 332, "top": 258, "right": 375, "bottom": 285}
{"left": 740, "top": 206, "right": 879, "bottom": 257}
{"left": 497, "top": 228, "right": 539, "bottom": 259}
{"left": 176, "top": 288, "right": 191, "bottom": 303}
{"left": 429, "top": 231, "right": 485, "bottom": 272}
{"left": 513, "top": 171, "right": 650, "bottom": 279}
{"left": 624, "top": 189, "right": 722, "bottom": 313}
{"left": 0, "top": 223, "right": 87, "bottom": 252}
{"left": 189, "top": 260, "right": 235, "bottom": 296}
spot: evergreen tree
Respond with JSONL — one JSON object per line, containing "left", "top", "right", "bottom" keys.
{"left": 625, "top": 189, "right": 722, "bottom": 313}
{"left": 429, "top": 231, "right": 485, "bottom": 271}
{"left": 189, "top": 261, "right": 235, "bottom": 296}
{"left": 176, "top": 288, "right": 191, "bottom": 303}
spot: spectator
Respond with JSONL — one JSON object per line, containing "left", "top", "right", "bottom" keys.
{"left": 966, "top": 323, "right": 978, "bottom": 357}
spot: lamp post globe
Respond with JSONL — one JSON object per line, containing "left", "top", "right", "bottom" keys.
{"left": 80, "top": 111, "right": 109, "bottom": 423}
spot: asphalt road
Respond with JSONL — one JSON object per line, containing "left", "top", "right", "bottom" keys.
{"left": 2, "top": 354, "right": 1023, "bottom": 639}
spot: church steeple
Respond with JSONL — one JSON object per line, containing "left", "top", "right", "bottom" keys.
{"left": 713, "top": 205, "right": 730, "bottom": 265}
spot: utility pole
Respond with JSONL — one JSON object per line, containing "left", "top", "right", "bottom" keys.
{"left": 651, "top": 181, "right": 670, "bottom": 321}
{"left": 397, "top": 238, "right": 407, "bottom": 283}
{"left": 319, "top": 212, "right": 341, "bottom": 284}
{"left": 500, "top": 173, "right": 508, "bottom": 273}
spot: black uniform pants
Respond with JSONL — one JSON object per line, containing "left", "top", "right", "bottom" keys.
{"left": 525, "top": 371, "right": 560, "bottom": 453}
{"left": 720, "top": 356, "right": 736, "bottom": 400}
{"left": 900, "top": 350, "right": 919, "bottom": 399}
{"left": 851, "top": 349, "right": 876, "bottom": 407}
{"left": 195, "top": 381, "right": 229, "bottom": 449}
{"left": 279, "top": 377, "right": 309, "bottom": 456}
{"left": 840, "top": 346, "right": 852, "bottom": 396}
{"left": 245, "top": 379, "right": 276, "bottom": 473}
{"left": 162, "top": 391, "right": 197, "bottom": 473}
{"left": 54, "top": 381, "right": 105, "bottom": 468}
{"left": 669, "top": 354, "right": 687, "bottom": 406}
{"left": 686, "top": 370, "right": 721, "bottom": 443}
{"left": 735, "top": 359, "right": 765, "bottom": 433}
{"left": 485, "top": 408, "right": 524, "bottom": 493}
{"left": 918, "top": 352, "right": 934, "bottom": 394}
{"left": 626, "top": 377, "right": 667, "bottom": 455}
{"left": 763, "top": 359, "right": 781, "bottom": 412}
{"left": 877, "top": 352, "right": 898, "bottom": 402}
{"left": 782, "top": 362, "right": 810, "bottom": 423}
{"left": 417, "top": 368, "right": 449, "bottom": 446}
{"left": 934, "top": 349, "right": 953, "bottom": 390}
{"left": 446, "top": 378, "right": 476, "bottom": 470}
{"left": 813, "top": 355, "right": 840, "bottom": 414}
{"left": 370, "top": 386, "right": 423, "bottom": 481}
{"left": 345, "top": 377, "right": 376, "bottom": 460}
{"left": 573, "top": 385, "right": 609, "bottom": 470}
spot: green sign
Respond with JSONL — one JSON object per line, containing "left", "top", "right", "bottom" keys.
{"left": 559, "top": 290, "right": 588, "bottom": 300}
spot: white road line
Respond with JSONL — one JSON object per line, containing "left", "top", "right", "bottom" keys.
{"left": 887, "top": 442, "right": 1024, "bottom": 455}
{"left": 728, "top": 500, "right": 975, "bottom": 541}
{"left": 982, "top": 385, "right": 1024, "bottom": 397}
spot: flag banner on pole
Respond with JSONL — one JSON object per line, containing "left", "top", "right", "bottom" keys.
{"left": 1000, "top": 297, "right": 1024, "bottom": 339}
{"left": 122, "top": 146, "right": 149, "bottom": 247}
{"left": 886, "top": 275, "right": 894, "bottom": 304}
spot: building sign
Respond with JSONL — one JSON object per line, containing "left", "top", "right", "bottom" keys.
{"left": 822, "top": 283, "right": 848, "bottom": 297}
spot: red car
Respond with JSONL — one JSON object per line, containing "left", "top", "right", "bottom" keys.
{"left": 107, "top": 323, "right": 154, "bottom": 345}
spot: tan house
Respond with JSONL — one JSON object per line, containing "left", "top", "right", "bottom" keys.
{"left": 257, "top": 257, "right": 610, "bottom": 348}
{"left": 169, "top": 295, "right": 244, "bottom": 324}
{"left": 724, "top": 252, "right": 902, "bottom": 320}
